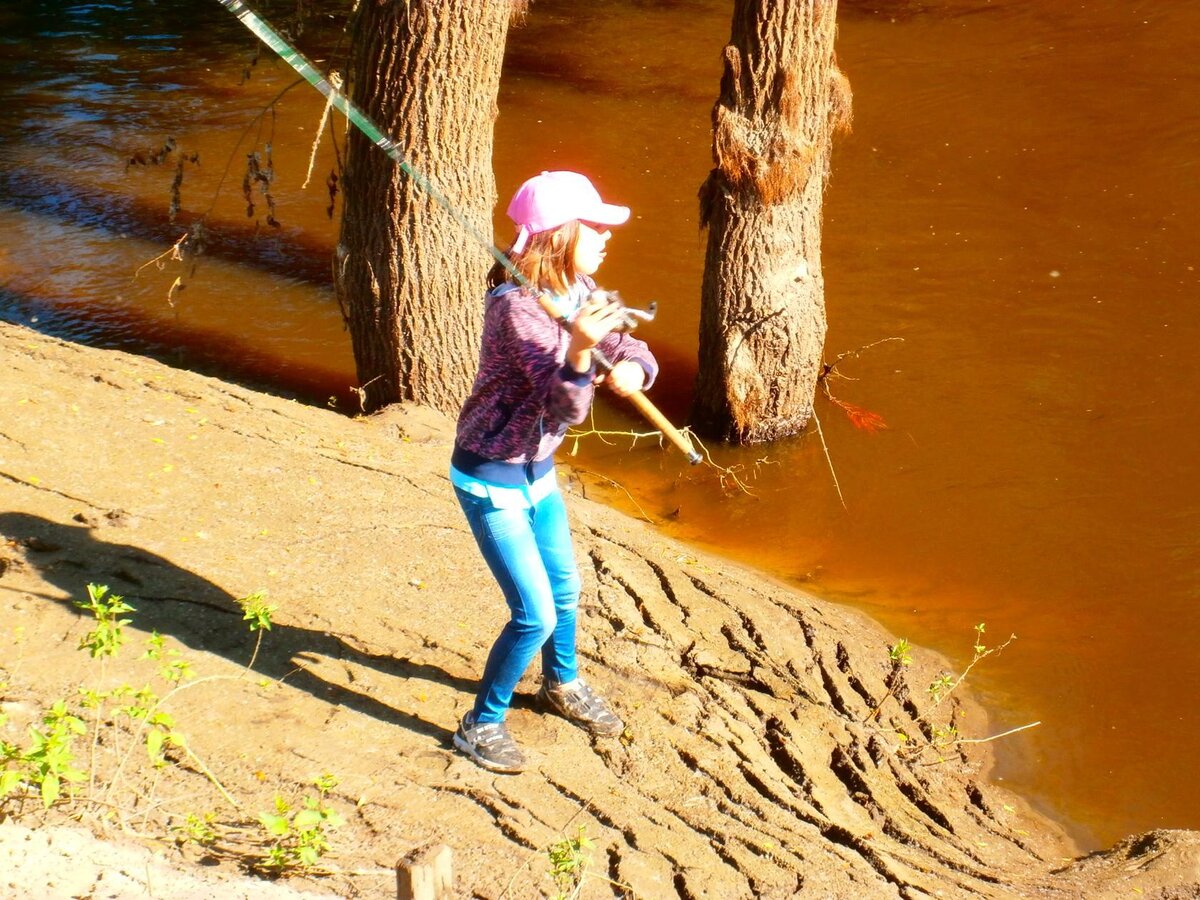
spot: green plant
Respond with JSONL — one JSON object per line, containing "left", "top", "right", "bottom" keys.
{"left": 866, "top": 638, "right": 914, "bottom": 722}
{"left": 175, "top": 811, "right": 219, "bottom": 847}
{"left": 547, "top": 825, "right": 594, "bottom": 899}
{"left": 2, "top": 581, "right": 357, "bottom": 883}
{"left": 2, "top": 583, "right": 246, "bottom": 818}
{"left": 888, "top": 638, "right": 913, "bottom": 667}
{"left": 0, "top": 700, "right": 87, "bottom": 808}
{"left": 927, "top": 673, "right": 954, "bottom": 704}
{"left": 75, "top": 584, "right": 135, "bottom": 659}
{"left": 257, "top": 774, "right": 344, "bottom": 872}
{"left": 874, "top": 623, "right": 1037, "bottom": 762}
{"left": 98, "top": 636, "right": 238, "bottom": 810}
{"left": 932, "top": 724, "right": 960, "bottom": 747}
{"left": 142, "top": 631, "right": 195, "bottom": 684}
{"left": 237, "top": 590, "right": 275, "bottom": 672}
{"left": 921, "top": 623, "right": 1009, "bottom": 714}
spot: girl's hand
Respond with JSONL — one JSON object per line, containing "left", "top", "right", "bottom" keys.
{"left": 595, "top": 360, "right": 646, "bottom": 397}
{"left": 565, "top": 294, "right": 627, "bottom": 372}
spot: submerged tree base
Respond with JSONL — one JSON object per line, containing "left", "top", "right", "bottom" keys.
{"left": 692, "top": 0, "right": 849, "bottom": 445}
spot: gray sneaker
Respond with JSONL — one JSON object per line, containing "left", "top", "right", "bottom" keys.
{"left": 539, "top": 679, "right": 624, "bottom": 736}
{"left": 453, "top": 715, "right": 526, "bottom": 773}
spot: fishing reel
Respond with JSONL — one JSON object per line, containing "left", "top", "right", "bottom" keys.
{"left": 588, "top": 289, "right": 657, "bottom": 334}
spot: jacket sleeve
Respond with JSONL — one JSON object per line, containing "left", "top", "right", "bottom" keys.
{"left": 500, "top": 293, "right": 597, "bottom": 426}
{"left": 596, "top": 330, "right": 659, "bottom": 391}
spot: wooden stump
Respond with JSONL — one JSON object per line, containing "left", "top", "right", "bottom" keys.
{"left": 396, "top": 844, "right": 453, "bottom": 900}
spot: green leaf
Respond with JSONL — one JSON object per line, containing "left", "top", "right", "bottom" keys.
{"left": 146, "top": 730, "right": 164, "bottom": 761}
{"left": 293, "top": 808, "right": 323, "bottom": 830}
{"left": 259, "top": 813, "right": 290, "bottom": 837}
{"left": 40, "top": 773, "right": 60, "bottom": 807}
{"left": 142, "top": 631, "right": 165, "bottom": 660}
{"left": 149, "top": 711, "right": 175, "bottom": 729}
{"left": 27, "top": 726, "right": 48, "bottom": 752}
{"left": 0, "top": 770, "right": 22, "bottom": 797}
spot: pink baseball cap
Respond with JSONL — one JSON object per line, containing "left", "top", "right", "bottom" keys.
{"left": 506, "top": 170, "right": 630, "bottom": 254}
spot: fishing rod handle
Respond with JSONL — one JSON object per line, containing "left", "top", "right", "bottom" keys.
{"left": 586, "top": 349, "right": 702, "bottom": 465}
{"left": 624, "top": 390, "right": 703, "bottom": 465}
{"left": 591, "top": 344, "right": 702, "bottom": 464}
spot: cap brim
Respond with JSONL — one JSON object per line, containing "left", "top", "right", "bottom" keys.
{"left": 585, "top": 202, "right": 630, "bottom": 227}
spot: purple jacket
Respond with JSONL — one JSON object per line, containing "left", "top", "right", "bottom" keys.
{"left": 452, "top": 279, "right": 659, "bottom": 485}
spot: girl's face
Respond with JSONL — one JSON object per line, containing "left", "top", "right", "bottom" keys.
{"left": 572, "top": 222, "right": 612, "bottom": 276}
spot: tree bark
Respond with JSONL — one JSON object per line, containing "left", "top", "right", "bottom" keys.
{"left": 692, "top": 0, "right": 850, "bottom": 443}
{"left": 335, "top": 0, "right": 518, "bottom": 414}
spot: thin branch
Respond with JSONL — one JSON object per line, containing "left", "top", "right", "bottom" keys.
{"left": 103, "top": 674, "right": 243, "bottom": 811}
{"left": 819, "top": 336, "right": 905, "bottom": 383}
{"left": 302, "top": 71, "right": 342, "bottom": 189}
{"left": 244, "top": 629, "right": 265, "bottom": 675}
{"left": 565, "top": 418, "right": 764, "bottom": 498}
{"left": 918, "top": 633, "right": 1018, "bottom": 724}
{"left": 690, "top": 433, "right": 753, "bottom": 495}
{"left": 810, "top": 408, "right": 846, "bottom": 509}
{"left": 952, "top": 720, "right": 1041, "bottom": 746}
{"left": 569, "top": 468, "right": 654, "bottom": 524}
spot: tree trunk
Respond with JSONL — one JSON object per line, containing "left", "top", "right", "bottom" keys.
{"left": 335, "top": 0, "right": 517, "bottom": 414}
{"left": 692, "top": 0, "right": 850, "bottom": 443}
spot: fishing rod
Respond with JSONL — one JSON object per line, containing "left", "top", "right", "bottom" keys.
{"left": 214, "top": 0, "right": 701, "bottom": 464}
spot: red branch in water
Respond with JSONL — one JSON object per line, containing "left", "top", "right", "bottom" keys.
{"left": 829, "top": 397, "right": 887, "bottom": 433}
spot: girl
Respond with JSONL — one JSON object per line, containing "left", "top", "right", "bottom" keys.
{"left": 450, "top": 170, "right": 659, "bottom": 773}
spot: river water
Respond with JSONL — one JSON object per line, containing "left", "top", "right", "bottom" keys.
{"left": 1, "top": 0, "right": 1197, "bottom": 851}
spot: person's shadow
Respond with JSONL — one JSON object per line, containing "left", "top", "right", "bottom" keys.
{"left": 0, "top": 512, "right": 478, "bottom": 744}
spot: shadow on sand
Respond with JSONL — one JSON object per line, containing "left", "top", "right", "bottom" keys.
{"left": 0, "top": 511, "right": 475, "bottom": 744}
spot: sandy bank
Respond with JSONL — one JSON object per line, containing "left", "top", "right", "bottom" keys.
{"left": 1, "top": 321, "right": 1197, "bottom": 898}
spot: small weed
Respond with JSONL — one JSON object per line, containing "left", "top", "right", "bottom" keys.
{"left": 547, "top": 825, "right": 594, "bottom": 899}
{"left": 237, "top": 590, "right": 275, "bottom": 672}
{"left": 888, "top": 638, "right": 912, "bottom": 667}
{"left": 142, "top": 631, "right": 196, "bottom": 684}
{"left": 1, "top": 699, "right": 88, "bottom": 809}
{"left": 871, "top": 623, "right": 1035, "bottom": 763}
{"left": 175, "top": 811, "right": 219, "bottom": 847}
{"left": 238, "top": 590, "right": 275, "bottom": 633}
{"left": 927, "top": 673, "right": 954, "bottom": 704}
{"left": 74, "top": 584, "right": 134, "bottom": 659}
{"left": 257, "top": 774, "right": 344, "bottom": 872}
{"left": 866, "top": 638, "right": 914, "bottom": 721}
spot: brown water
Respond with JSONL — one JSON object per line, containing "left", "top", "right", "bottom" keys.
{"left": 1, "top": 0, "right": 1197, "bottom": 850}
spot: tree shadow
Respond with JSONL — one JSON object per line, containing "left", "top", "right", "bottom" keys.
{"left": 0, "top": 512, "right": 472, "bottom": 744}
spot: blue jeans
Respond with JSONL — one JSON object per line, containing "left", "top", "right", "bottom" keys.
{"left": 454, "top": 485, "right": 581, "bottom": 723}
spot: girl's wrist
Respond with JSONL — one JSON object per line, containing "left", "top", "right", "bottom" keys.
{"left": 566, "top": 349, "right": 592, "bottom": 375}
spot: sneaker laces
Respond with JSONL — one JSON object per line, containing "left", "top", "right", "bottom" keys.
{"left": 553, "top": 680, "right": 612, "bottom": 717}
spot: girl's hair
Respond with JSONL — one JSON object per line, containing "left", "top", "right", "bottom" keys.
{"left": 488, "top": 220, "right": 581, "bottom": 295}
